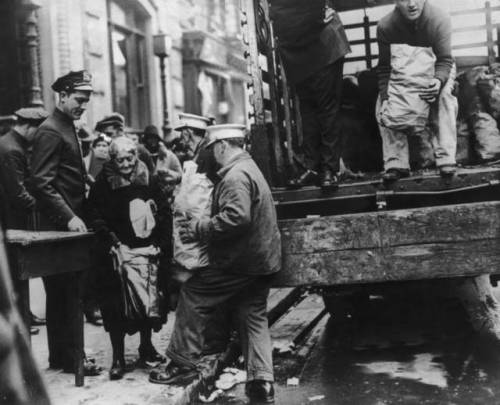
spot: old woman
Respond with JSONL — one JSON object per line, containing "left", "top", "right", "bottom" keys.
{"left": 86, "top": 137, "right": 167, "bottom": 380}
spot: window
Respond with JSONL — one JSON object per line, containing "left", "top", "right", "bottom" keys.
{"left": 108, "top": 0, "right": 149, "bottom": 129}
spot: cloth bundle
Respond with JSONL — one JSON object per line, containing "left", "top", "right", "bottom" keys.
{"left": 380, "top": 44, "right": 436, "bottom": 132}
{"left": 172, "top": 161, "right": 213, "bottom": 270}
{"left": 111, "top": 244, "right": 162, "bottom": 322}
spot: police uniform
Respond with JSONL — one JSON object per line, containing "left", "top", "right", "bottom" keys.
{"left": 30, "top": 71, "right": 97, "bottom": 373}
{"left": 0, "top": 107, "right": 48, "bottom": 229}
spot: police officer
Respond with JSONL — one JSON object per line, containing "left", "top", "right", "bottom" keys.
{"left": 0, "top": 107, "right": 48, "bottom": 230}
{"left": 30, "top": 70, "right": 101, "bottom": 375}
{"left": 0, "top": 107, "right": 49, "bottom": 336}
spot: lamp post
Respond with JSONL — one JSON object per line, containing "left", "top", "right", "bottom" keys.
{"left": 21, "top": 0, "right": 44, "bottom": 107}
{"left": 153, "top": 32, "right": 173, "bottom": 139}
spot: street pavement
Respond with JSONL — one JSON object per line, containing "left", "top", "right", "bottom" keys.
{"left": 31, "top": 314, "right": 186, "bottom": 405}
{"left": 30, "top": 286, "right": 500, "bottom": 405}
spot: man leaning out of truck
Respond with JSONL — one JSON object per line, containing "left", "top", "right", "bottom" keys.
{"left": 376, "top": 0, "right": 458, "bottom": 182}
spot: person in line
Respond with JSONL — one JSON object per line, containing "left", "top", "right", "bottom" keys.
{"left": 150, "top": 124, "right": 281, "bottom": 405}
{"left": 376, "top": 0, "right": 457, "bottom": 181}
{"left": 0, "top": 107, "right": 49, "bottom": 336}
{"left": 95, "top": 113, "right": 155, "bottom": 173}
{"left": 0, "top": 107, "right": 48, "bottom": 230}
{"left": 171, "top": 113, "right": 230, "bottom": 354}
{"left": 86, "top": 137, "right": 169, "bottom": 380}
{"left": 174, "top": 113, "right": 218, "bottom": 180}
{"left": 87, "top": 134, "right": 111, "bottom": 181}
{"left": 271, "top": 0, "right": 351, "bottom": 190}
{"left": 30, "top": 70, "right": 101, "bottom": 375}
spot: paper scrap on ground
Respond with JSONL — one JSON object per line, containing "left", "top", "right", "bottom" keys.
{"left": 286, "top": 377, "right": 299, "bottom": 387}
{"left": 309, "top": 395, "right": 325, "bottom": 401}
{"left": 198, "top": 389, "right": 224, "bottom": 403}
{"left": 215, "top": 368, "right": 247, "bottom": 391}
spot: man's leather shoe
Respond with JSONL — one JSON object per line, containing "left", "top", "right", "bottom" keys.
{"left": 30, "top": 312, "right": 46, "bottom": 326}
{"left": 382, "top": 168, "right": 410, "bottom": 182}
{"left": 109, "top": 360, "right": 125, "bottom": 380}
{"left": 320, "top": 170, "right": 338, "bottom": 191}
{"left": 149, "top": 363, "right": 198, "bottom": 385}
{"left": 85, "top": 309, "right": 103, "bottom": 326}
{"left": 30, "top": 326, "right": 39, "bottom": 335}
{"left": 439, "top": 164, "right": 456, "bottom": 177}
{"left": 286, "top": 169, "right": 319, "bottom": 189}
{"left": 245, "top": 380, "right": 275, "bottom": 403}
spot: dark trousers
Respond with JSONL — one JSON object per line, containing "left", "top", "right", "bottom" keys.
{"left": 43, "top": 273, "right": 82, "bottom": 370}
{"left": 167, "top": 267, "right": 274, "bottom": 382}
{"left": 296, "top": 58, "right": 345, "bottom": 173}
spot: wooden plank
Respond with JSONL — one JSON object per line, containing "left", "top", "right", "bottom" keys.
{"left": 10, "top": 238, "right": 93, "bottom": 280}
{"left": 274, "top": 202, "right": 500, "bottom": 287}
{"left": 267, "top": 287, "right": 303, "bottom": 325}
{"left": 280, "top": 213, "right": 381, "bottom": 254}
{"left": 275, "top": 239, "right": 500, "bottom": 287}
{"left": 241, "top": 0, "right": 265, "bottom": 125}
{"left": 280, "top": 201, "right": 500, "bottom": 255}
{"left": 6, "top": 230, "right": 94, "bottom": 245}
{"left": 270, "top": 294, "right": 325, "bottom": 349}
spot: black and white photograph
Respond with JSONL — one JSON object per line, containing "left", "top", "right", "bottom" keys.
{"left": 2, "top": 0, "right": 500, "bottom": 404}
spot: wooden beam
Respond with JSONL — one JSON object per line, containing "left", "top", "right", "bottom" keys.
{"left": 274, "top": 201, "right": 500, "bottom": 287}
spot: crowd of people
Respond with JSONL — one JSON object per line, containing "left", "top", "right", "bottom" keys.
{"left": 0, "top": 66, "right": 281, "bottom": 403}
{"left": 0, "top": 0, "right": 482, "bottom": 403}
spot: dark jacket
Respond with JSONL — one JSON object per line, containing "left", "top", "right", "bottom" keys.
{"left": 197, "top": 152, "right": 281, "bottom": 276}
{"left": 0, "top": 130, "right": 35, "bottom": 229}
{"left": 30, "top": 108, "right": 86, "bottom": 230}
{"left": 86, "top": 161, "right": 157, "bottom": 250}
{"left": 377, "top": 1, "right": 454, "bottom": 100}
{"left": 271, "top": 0, "right": 351, "bottom": 84}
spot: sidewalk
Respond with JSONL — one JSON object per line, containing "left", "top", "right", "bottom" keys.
{"left": 31, "top": 315, "right": 186, "bottom": 405}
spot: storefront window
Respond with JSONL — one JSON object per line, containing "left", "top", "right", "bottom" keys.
{"left": 108, "top": 0, "right": 149, "bottom": 129}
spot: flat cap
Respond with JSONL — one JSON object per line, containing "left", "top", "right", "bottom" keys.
{"left": 143, "top": 124, "right": 160, "bottom": 138}
{"left": 174, "top": 113, "right": 211, "bottom": 132}
{"left": 14, "top": 107, "right": 49, "bottom": 122}
{"left": 52, "top": 70, "right": 93, "bottom": 93}
{"left": 95, "top": 113, "right": 125, "bottom": 132}
{"left": 205, "top": 124, "right": 246, "bottom": 147}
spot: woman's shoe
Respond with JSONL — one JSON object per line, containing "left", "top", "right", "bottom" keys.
{"left": 138, "top": 344, "right": 166, "bottom": 367}
{"left": 109, "top": 361, "right": 125, "bottom": 380}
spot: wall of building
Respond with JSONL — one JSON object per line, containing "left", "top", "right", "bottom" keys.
{"left": 9, "top": 0, "right": 248, "bottom": 138}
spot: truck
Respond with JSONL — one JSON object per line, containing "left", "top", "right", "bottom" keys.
{"left": 238, "top": 0, "right": 500, "bottom": 325}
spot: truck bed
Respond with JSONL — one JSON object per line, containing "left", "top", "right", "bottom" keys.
{"left": 272, "top": 165, "right": 500, "bottom": 287}
{"left": 273, "top": 165, "right": 500, "bottom": 219}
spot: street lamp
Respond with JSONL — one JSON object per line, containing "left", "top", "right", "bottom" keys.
{"left": 153, "top": 32, "right": 173, "bottom": 138}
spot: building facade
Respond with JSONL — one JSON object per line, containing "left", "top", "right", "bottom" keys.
{"left": 0, "top": 0, "right": 248, "bottom": 138}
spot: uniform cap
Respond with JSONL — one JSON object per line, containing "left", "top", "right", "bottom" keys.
{"left": 14, "top": 107, "right": 49, "bottom": 122}
{"left": 51, "top": 70, "right": 93, "bottom": 93}
{"left": 205, "top": 124, "right": 246, "bottom": 147}
{"left": 174, "top": 113, "right": 211, "bottom": 131}
{"left": 94, "top": 113, "right": 125, "bottom": 132}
